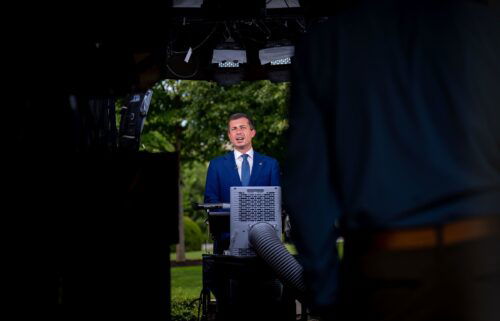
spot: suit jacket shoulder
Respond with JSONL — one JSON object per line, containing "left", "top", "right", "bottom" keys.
{"left": 254, "top": 151, "right": 278, "bottom": 163}
{"left": 251, "top": 151, "right": 280, "bottom": 186}
{"left": 209, "top": 152, "right": 233, "bottom": 164}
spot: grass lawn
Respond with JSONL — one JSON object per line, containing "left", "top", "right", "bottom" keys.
{"left": 170, "top": 250, "right": 205, "bottom": 261}
{"left": 170, "top": 241, "right": 343, "bottom": 301}
{"left": 170, "top": 241, "right": 341, "bottom": 263}
{"left": 171, "top": 265, "right": 203, "bottom": 299}
{"left": 171, "top": 243, "right": 297, "bottom": 262}
{"left": 170, "top": 244, "right": 296, "bottom": 300}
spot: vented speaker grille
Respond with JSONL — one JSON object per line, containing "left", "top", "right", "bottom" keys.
{"left": 237, "top": 191, "right": 276, "bottom": 222}
{"left": 230, "top": 187, "right": 282, "bottom": 257}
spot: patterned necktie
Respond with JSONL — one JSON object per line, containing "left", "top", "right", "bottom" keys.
{"left": 241, "top": 154, "right": 250, "bottom": 186}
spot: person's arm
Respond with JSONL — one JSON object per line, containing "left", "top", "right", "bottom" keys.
{"left": 204, "top": 161, "right": 221, "bottom": 203}
{"left": 271, "top": 159, "right": 281, "bottom": 186}
{"left": 283, "top": 25, "right": 342, "bottom": 312}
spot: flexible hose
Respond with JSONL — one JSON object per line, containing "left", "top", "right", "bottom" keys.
{"left": 248, "top": 222, "right": 306, "bottom": 295}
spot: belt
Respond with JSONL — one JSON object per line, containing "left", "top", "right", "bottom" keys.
{"left": 369, "top": 216, "right": 500, "bottom": 251}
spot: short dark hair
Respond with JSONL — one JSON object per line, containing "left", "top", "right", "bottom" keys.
{"left": 228, "top": 113, "right": 254, "bottom": 130}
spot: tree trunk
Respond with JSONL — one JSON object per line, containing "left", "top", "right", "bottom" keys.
{"left": 175, "top": 131, "right": 186, "bottom": 262}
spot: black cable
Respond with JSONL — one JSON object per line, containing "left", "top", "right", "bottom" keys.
{"left": 166, "top": 58, "right": 200, "bottom": 79}
{"left": 189, "top": 297, "right": 201, "bottom": 308}
{"left": 170, "top": 24, "right": 218, "bottom": 54}
{"left": 196, "top": 290, "right": 203, "bottom": 321}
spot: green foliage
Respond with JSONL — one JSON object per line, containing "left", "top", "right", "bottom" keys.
{"left": 171, "top": 296, "right": 200, "bottom": 321}
{"left": 141, "top": 80, "right": 289, "bottom": 164}
{"left": 182, "top": 161, "right": 209, "bottom": 222}
{"left": 184, "top": 216, "right": 204, "bottom": 252}
{"left": 284, "top": 243, "right": 297, "bottom": 255}
{"left": 171, "top": 266, "right": 203, "bottom": 321}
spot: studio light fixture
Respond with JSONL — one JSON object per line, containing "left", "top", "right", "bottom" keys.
{"left": 258, "top": 41, "right": 294, "bottom": 66}
{"left": 259, "top": 40, "right": 294, "bottom": 82}
{"left": 172, "top": 0, "right": 203, "bottom": 8}
{"left": 265, "top": 0, "right": 301, "bottom": 9}
{"left": 212, "top": 36, "right": 246, "bottom": 85}
{"left": 270, "top": 57, "right": 292, "bottom": 65}
{"left": 211, "top": 37, "right": 247, "bottom": 68}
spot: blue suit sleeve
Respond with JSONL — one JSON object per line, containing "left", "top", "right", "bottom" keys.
{"left": 271, "top": 159, "right": 281, "bottom": 187}
{"left": 204, "top": 161, "right": 220, "bottom": 203}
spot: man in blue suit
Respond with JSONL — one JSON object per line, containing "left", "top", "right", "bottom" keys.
{"left": 204, "top": 113, "right": 280, "bottom": 253}
{"left": 204, "top": 113, "right": 280, "bottom": 204}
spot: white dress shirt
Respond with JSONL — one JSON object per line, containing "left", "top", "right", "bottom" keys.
{"left": 234, "top": 149, "right": 254, "bottom": 181}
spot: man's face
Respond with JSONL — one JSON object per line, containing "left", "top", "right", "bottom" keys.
{"left": 228, "top": 117, "right": 256, "bottom": 152}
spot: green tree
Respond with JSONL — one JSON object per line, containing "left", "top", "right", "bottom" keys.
{"left": 181, "top": 161, "right": 209, "bottom": 227}
{"left": 142, "top": 80, "right": 289, "bottom": 164}
{"left": 183, "top": 216, "right": 204, "bottom": 252}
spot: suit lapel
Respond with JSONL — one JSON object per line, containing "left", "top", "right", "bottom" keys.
{"left": 224, "top": 152, "right": 242, "bottom": 186}
{"left": 249, "top": 151, "right": 263, "bottom": 186}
